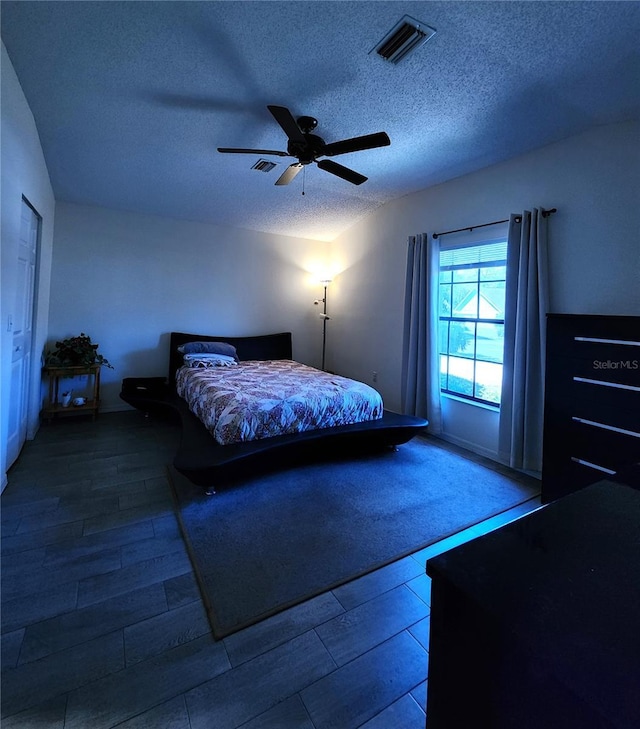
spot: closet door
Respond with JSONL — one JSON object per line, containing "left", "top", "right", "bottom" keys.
{"left": 7, "top": 199, "right": 39, "bottom": 468}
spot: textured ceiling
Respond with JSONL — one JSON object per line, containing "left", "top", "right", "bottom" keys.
{"left": 2, "top": 1, "right": 639, "bottom": 241}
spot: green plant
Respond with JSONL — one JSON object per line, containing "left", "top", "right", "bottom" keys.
{"left": 45, "top": 333, "right": 113, "bottom": 369}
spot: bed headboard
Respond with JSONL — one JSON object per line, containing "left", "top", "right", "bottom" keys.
{"left": 168, "top": 331, "right": 293, "bottom": 387}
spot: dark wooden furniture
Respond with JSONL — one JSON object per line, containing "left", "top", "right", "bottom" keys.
{"left": 542, "top": 313, "right": 640, "bottom": 503}
{"left": 42, "top": 364, "right": 101, "bottom": 422}
{"left": 426, "top": 476, "right": 640, "bottom": 729}
{"left": 120, "top": 331, "right": 427, "bottom": 492}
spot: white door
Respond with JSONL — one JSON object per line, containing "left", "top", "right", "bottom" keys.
{"left": 6, "top": 199, "right": 39, "bottom": 468}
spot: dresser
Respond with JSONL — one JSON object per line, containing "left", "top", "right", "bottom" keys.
{"left": 426, "top": 476, "right": 640, "bottom": 729}
{"left": 541, "top": 314, "right": 640, "bottom": 503}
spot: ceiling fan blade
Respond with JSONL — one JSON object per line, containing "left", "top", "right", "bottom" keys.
{"left": 275, "top": 163, "right": 304, "bottom": 186}
{"left": 322, "top": 132, "right": 390, "bottom": 157}
{"left": 267, "top": 105, "right": 306, "bottom": 143}
{"left": 317, "top": 159, "right": 367, "bottom": 185}
{"left": 217, "top": 147, "right": 290, "bottom": 157}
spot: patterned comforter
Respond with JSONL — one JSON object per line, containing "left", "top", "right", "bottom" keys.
{"left": 175, "top": 359, "right": 383, "bottom": 445}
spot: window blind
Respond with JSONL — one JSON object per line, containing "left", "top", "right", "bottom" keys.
{"left": 440, "top": 241, "right": 507, "bottom": 268}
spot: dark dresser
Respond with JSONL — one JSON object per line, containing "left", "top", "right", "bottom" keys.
{"left": 425, "top": 477, "right": 640, "bottom": 729}
{"left": 542, "top": 313, "right": 640, "bottom": 503}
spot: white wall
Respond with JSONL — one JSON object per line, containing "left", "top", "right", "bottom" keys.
{"left": 329, "top": 121, "right": 640, "bottom": 459}
{"left": 49, "top": 203, "right": 330, "bottom": 411}
{"left": 4, "top": 47, "right": 637, "bottom": 472}
{"left": 0, "top": 42, "right": 56, "bottom": 489}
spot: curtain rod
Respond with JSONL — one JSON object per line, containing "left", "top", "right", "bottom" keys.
{"left": 432, "top": 208, "right": 557, "bottom": 239}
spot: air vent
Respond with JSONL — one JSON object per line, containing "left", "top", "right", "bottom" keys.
{"left": 251, "top": 159, "right": 277, "bottom": 172}
{"left": 371, "top": 15, "right": 436, "bottom": 65}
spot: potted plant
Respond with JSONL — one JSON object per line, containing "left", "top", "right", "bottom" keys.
{"left": 44, "top": 333, "right": 114, "bottom": 369}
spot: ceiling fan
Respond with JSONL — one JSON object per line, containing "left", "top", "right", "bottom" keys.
{"left": 217, "top": 105, "right": 390, "bottom": 186}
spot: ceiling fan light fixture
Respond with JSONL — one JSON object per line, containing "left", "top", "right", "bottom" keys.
{"left": 371, "top": 15, "right": 436, "bottom": 65}
{"left": 220, "top": 105, "right": 389, "bottom": 188}
{"left": 251, "top": 159, "right": 278, "bottom": 172}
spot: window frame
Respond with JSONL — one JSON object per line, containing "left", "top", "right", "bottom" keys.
{"left": 438, "top": 238, "right": 507, "bottom": 408}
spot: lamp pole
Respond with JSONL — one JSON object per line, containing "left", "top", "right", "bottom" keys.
{"left": 321, "top": 283, "right": 328, "bottom": 371}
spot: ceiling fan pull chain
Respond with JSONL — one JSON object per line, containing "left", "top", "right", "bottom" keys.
{"left": 302, "top": 166, "right": 306, "bottom": 196}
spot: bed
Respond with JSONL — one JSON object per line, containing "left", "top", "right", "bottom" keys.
{"left": 120, "top": 331, "right": 428, "bottom": 493}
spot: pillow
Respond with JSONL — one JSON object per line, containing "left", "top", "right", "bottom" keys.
{"left": 183, "top": 352, "right": 236, "bottom": 363}
{"left": 177, "top": 340, "right": 239, "bottom": 361}
{"left": 183, "top": 353, "right": 238, "bottom": 368}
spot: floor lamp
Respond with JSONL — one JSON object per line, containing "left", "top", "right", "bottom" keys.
{"left": 315, "top": 279, "right": 332, "bottom": 371}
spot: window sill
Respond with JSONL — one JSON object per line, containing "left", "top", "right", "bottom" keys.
{"left": 441, "top": 392, "right": 500, "bottom": 413}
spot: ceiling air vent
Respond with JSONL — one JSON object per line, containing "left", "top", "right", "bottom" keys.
{"left": 371, "top": 15, "right": 436, "bottom": 65}
{"left": 251, "top": 159, "right": 277, "bottom": 173}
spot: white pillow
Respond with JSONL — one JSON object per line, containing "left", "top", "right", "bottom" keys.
{"left": 183, "top": 353, "right": 238, "bottom": 368}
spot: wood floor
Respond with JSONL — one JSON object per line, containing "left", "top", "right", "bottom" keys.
{"left": 1, "top": 411, "right": 540, "bottom": 728}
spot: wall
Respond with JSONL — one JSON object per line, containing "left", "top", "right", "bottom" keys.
{"left": 0, "top": 42, "right": 56, "bottom": 489}
{"left": 4, "top": 49, "right": 637, "bottom": 470}
{"left": 49, "top": 203, "right": 330, "bottom": 411}
{"left": 328, "top": 121, "right": 640, "bottom": 459}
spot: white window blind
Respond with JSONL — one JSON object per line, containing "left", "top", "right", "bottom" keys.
{"left": 440, "top": 241, "right": 507, "bottom": 268}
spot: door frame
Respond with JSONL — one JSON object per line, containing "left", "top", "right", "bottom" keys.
{"left": 23, "top": 195, "right": 43, "bottom": 442}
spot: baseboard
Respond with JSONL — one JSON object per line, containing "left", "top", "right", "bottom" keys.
{"left": 99, "top": 403, "right": 136, "bottom": 413}
{"left": 437, "top": 432, "right": 499, "bottom": 462}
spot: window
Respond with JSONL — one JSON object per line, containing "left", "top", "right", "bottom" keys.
{"left": 439, "top": 241, "right": 507, "bottom": 406}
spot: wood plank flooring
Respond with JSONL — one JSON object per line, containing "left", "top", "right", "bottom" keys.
{"left": 1, "top": 412, "right": 540, "bottom": 728}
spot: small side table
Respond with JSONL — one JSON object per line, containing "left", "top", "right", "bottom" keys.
{"left": 42, "top": 365, "right": 101, "bottom": 422}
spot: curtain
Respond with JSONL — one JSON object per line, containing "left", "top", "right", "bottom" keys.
{"left": 401, "top": 233, "right": 442, "bottom": 434}
{"left": 499, "top": 209, "right": 549, "bottom": 472}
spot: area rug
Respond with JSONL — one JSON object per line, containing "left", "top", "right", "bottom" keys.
{"left": 168, "top": 437, "right": 539, "bottom": 638}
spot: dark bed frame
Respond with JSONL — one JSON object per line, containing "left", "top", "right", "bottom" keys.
{"left": 120, "top": 331, "right": 428, "bottom": 493}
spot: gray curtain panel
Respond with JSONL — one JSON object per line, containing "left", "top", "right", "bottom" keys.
{"left": 401, "top": 233, "right": 442, "bottom": 434}
{"left": 499, "top": 209, "right": 549, "bottom": 472}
